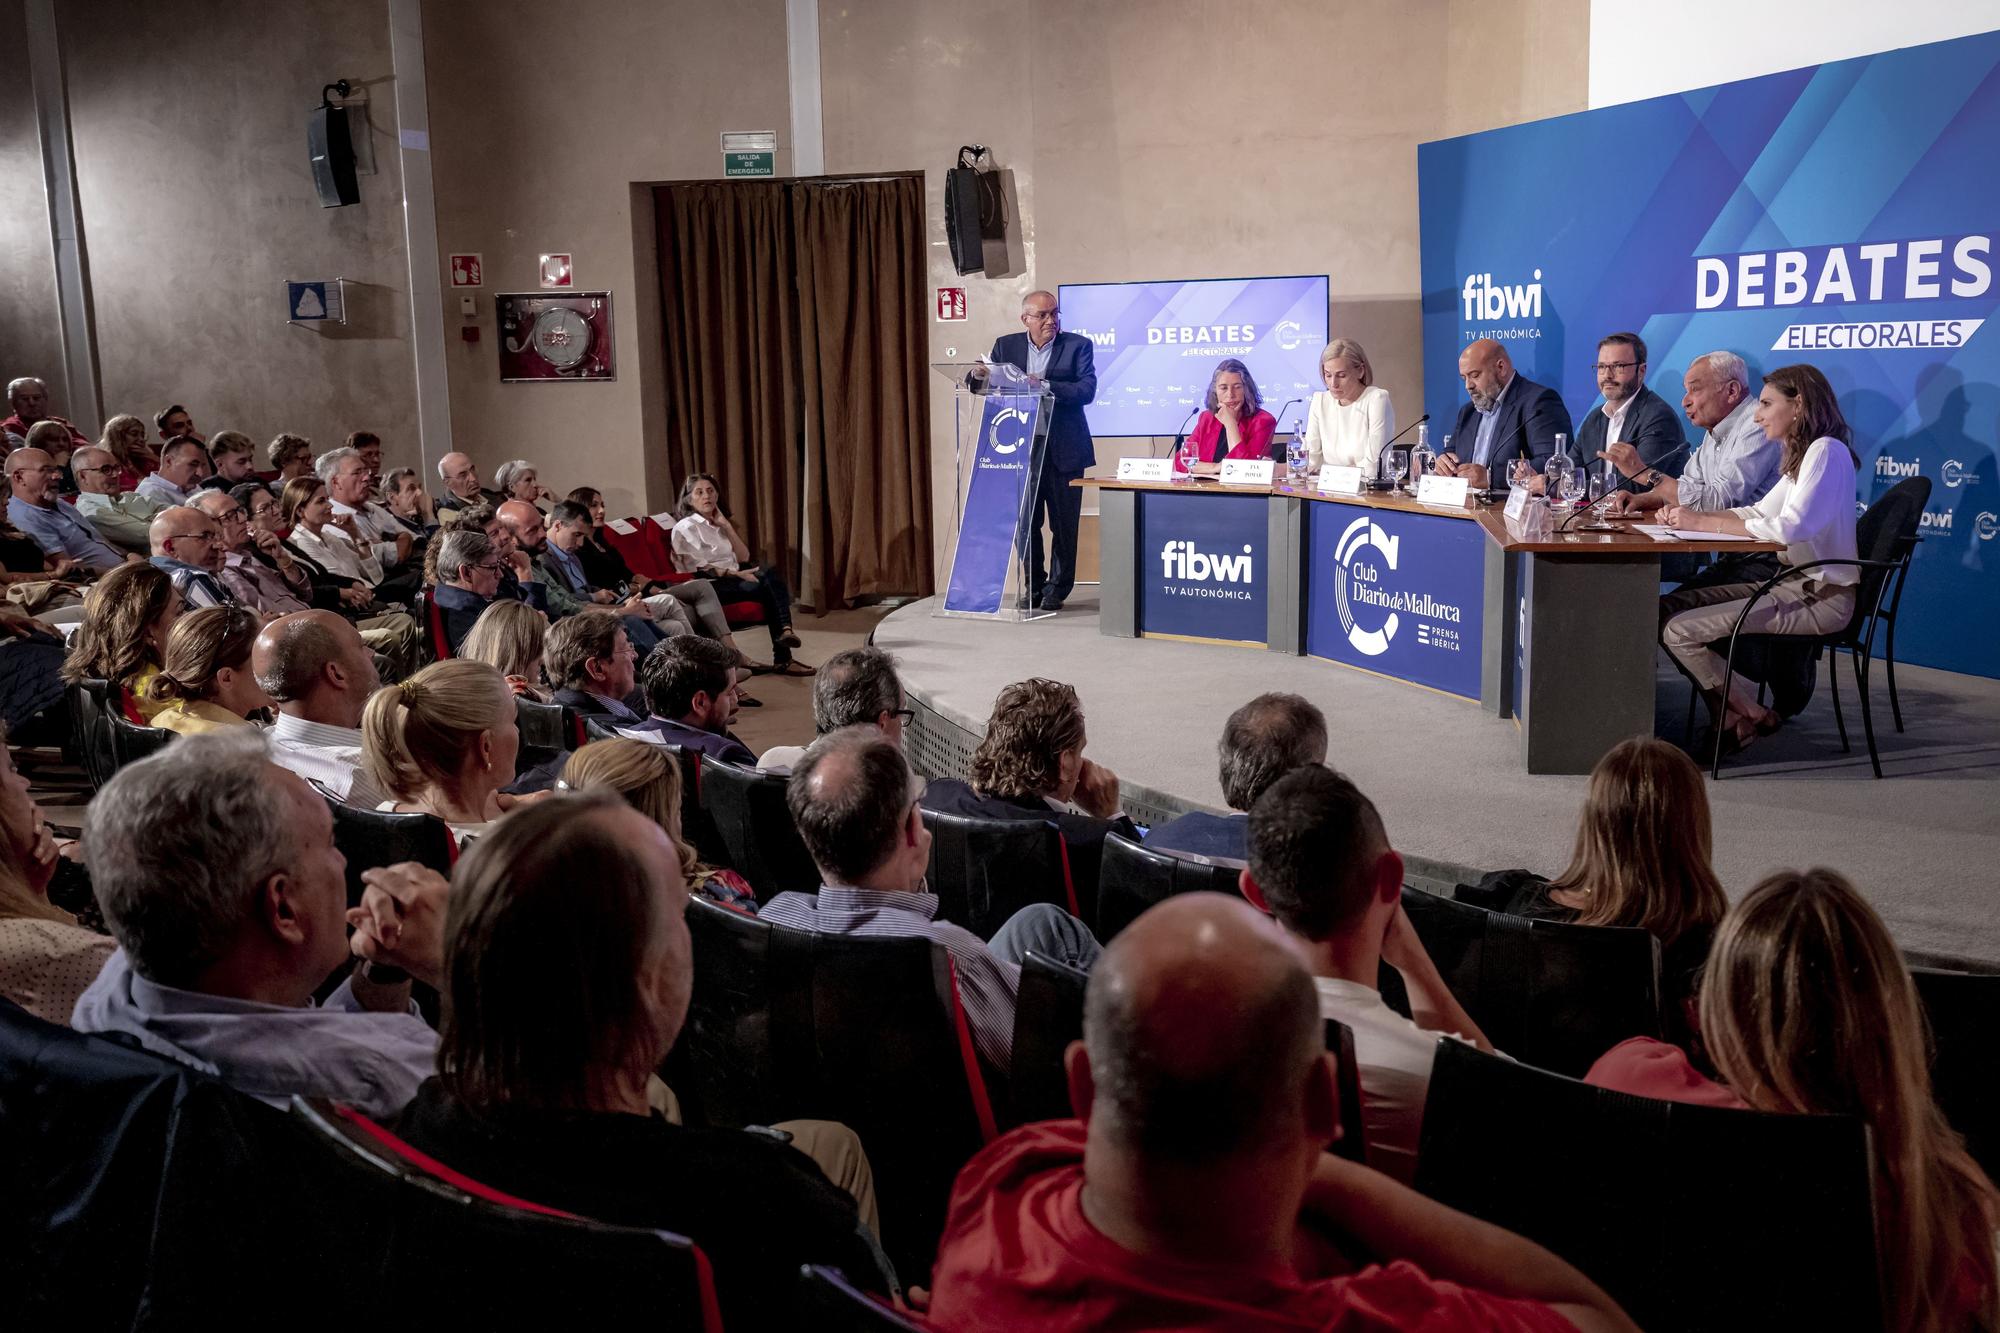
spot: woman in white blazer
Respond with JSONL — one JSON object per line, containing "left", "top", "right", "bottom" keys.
{"left": 1304, "top": 338, "right": 1395, "bottom": 476}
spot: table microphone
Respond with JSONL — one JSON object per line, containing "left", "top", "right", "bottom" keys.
{"left": 1368, "top": 414, "right": 1430, "bottom": 489}
{"left": 1166, "top": 404, "right": 1201, "bottom": 468}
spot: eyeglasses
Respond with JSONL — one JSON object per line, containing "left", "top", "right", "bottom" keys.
{"left": 1592, "top": 361, "right": 1639, "bottom": 374}
{"left": 76, "top": 464, "right": 115, "bottom": 476}
{"left": 168, "top": 530, "right": 220, "bottom": 545}
{"left": 474, "top": 560, "right": 507, "bottom": 574}
{"left": 890, "top": 708, "right": 916, "bottom": 724}
{"left": 1024, "top": 310, "right": 1059, "bottom": 321}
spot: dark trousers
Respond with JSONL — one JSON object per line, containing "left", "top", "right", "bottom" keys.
{"left": 1028, "top": 463, "right": 1085, "bottom": 607}
{"left": 710, "top": 569, "right": 795, "bottom": 660}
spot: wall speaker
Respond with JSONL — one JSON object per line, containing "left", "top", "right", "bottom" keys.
{"left": 309, "top": 83, "right": 359, "bottom": 208}
{"left": 945, "top": 144, "right": 1001, "bottom": 276}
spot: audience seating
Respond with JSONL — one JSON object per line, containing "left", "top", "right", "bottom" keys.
{"left": 1911, "top": 965, "right": 2000, "bottom": 1181}
{"left": 625, "top": 516, "right": 765, "bottom": 627}
{"left": 1323, "top": 1018, "right": 1368, "bottom": 1166}
{"left": 1400, "top": 888, "right": 1661, "bottom": 1077}
{"left": 1416, "top": 1039, "right": 1880, "bottom": 1332}
{"left": 1094, "top": 831, "right": 1243, "bottom": 942}
{"left": 699, "top": 759, "right": 819, "bottom": 901}
{"left": 413, "top": 588, "right": 451, "bottom": 661}
{"left": 797, "top": 1264, "right": 930, "bottom": 1331}
{"left": 65, "top": 678, "right": 118, "bottom": 792}
{"left": 674, "top": 897, "right": 995, "bottom": 1281}
{"left": 656, "top": 742, "right": 733, "bottom": 871}
{"left": 106, "top": 713, "right": 175, "bottom": 769}
{"left": 1007, "top": 950, "right": 1088, "bottom": 1127}
{"left": 920, "top": 808, "right": 1077, "bottom": 940}
{"left": 327, "top": 799, "right": 456, "bottom": 908}
{"left": 512, "top": 695, "right": 571, "bottom": 779}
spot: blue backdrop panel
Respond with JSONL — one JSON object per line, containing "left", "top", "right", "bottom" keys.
{"left": 1419, "top": 30, "right": 2000, "bottom": 678}
{"left": 1305, "top": 504, "right": 1485, "bottom": 700}
{"left": 943, "top": 395, "right": 1044, "bottom": 614}
{"left": 1137, "top": 492, "right": 1268, "bottom": 643}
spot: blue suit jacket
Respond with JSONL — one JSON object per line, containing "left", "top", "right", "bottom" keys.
{"left": 988, "top": 330, "right": 1098, "bottom": 474}
{"left": 1573, "top": 384, "right": 1689, "bottom": 493}
{"left": 1144, "top": 811, "right": 1248, "bottom": 863}
{"left": 1449, "top": 372, "right": 1575, "bottom": 479}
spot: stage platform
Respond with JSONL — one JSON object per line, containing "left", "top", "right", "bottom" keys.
{"left": 877, "top": 593, "right": 2000, "bottom": 971}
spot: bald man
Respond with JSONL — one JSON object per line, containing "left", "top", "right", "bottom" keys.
{"left": 928, "top": 893, "right": 1634, "bottom": 1332}
{"left": 978, "top": 289, "right": 1097, "bottom": 612}
{"left": 436, "top": 451, "right": 501, "bottom": 512}
{"left": 6, "top": 447, "right": 128, "bottom": 574}
{"left": 149, "top": 505, "right": 251, "bottom": 614}
{"left": 1441, "top": 338, "right": 1573, "bottom": 490}
{"left": 254, "top": 610, "right": 389, "bottom": 807}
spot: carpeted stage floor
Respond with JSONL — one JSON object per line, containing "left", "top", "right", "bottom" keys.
{"left": 876, "top": 593, "right": 2000, "bottom": 971}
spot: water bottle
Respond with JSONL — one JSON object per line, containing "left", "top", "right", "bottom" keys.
{"left": 1409, "top": 424, "right": 1433, "bottom": 491}
{"left": 1286, "top": 431, "right": 1307, "bottom": 480}
{"left": 1545, "top": 433, "right": 1574, "bottom": 505}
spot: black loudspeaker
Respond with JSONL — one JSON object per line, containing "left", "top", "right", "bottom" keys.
{"left": 308, "top": 98, "right": 359, "bottom": 208}
{"left": 945, "top": 144, "right": 1002, "bottom": 276}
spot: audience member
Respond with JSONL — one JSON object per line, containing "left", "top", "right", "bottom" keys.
{"left": 429, "top": 527, "right": 520, "bottom": 655}
{"left": 0, "top": 605, "right": 69, "bottom": 732}
{"left": 1588, "top": 869, "right": 1998, "bottom": 1333}
{"left": 61, "top": 561, "right": 180, "bottom": 719}
{"left": 2, "top": 376, "right": 90, "bottom": 452}
{"left": 438, "top": 500, "right": 546, "bottom": 610}
{"left": 24, "top": 420, "right": 80, "bottom": 492}
{"left": 253, "top": 610, "right": 388, "bottom": 807}
{"left": 532, "top": 499, "right": 691, "bottom": 645}
{"left": 200, "top": 430, "right": 258, "bottom": 490}
{"left": 1470, "top": 737, "right": 1725, "bottom": 1053}
{"left": 386, "top": 791, "right": 889, "bottom": 1325}
{"left": 758, "top": 645, "right": 907, "bottom": 772}
{"left": 437, "top": 451, "right": 501, "bottom": 511}
{"left": 235, "top": 483, "right": 418, "bottom": 677}
{"left": 318, "top": 445, "right": 414, "bottom": 575}
{"left": 145, "top": 606, "right": 271, "bottom": 735}
{"left": 1147, "top": 692, "right": 1327, "bottom": 861}
{"left": 461, "top": 599, "right": 550, "bottom": 700}
{"left": 566, "top": 485, "right": 747, "bottom": 660}
{"left": 70, "top": 445, "right": 166, "bottom": 555}
{"left": 362, "top": 658, "right": 531, "bottom": 840}
{"left": 493, "top": 459, "right": 554, "bottom": 507}
{"left": 268, "top": 432, "right": 315, "bottom": 481}
{"left": 763, "top": 727, "right": 1101, "bottom": 1075}
{"left": 71, "top": 731, "right": 437, "bottom": 1115}
{"left": 1245, "top": 765, "right": 1491, "bottom": 1184}
{"left": 383, "top": 466, "right": 437, "bottom": 535}
{"left": 619, "top": 635, "right": 754, "bottom": 764}
{"left": 0, "top": 732, "right": 114, "bottom": 1023}
{"left": 194, "top": 489, "right": 309, "bottom": 614}
{"left": 670, "top": 473, "right": 811, "bottom": 675}
{"left": 149, "top": 505, "right": 250, "bottom": 614}
{"left": 136, "top": 436, "right": 210, "bottom": 508}
{"left": 282, "top": 476, "right": 384, "bottom": 588}
{"left": 560, "top": 738, "right": 759, "bottom": 914}
{"left": 922, "top": 678, "right": 1139, "bottom": 908}
{"left": 347, "top": 431, "right": 385, "bottom": 492}
{"left": 155, "top": 403, "right": 204, "bottom": 446}
{"left": 7, "top": 447, "right": 128, "bottom": 575}
{"left": 926, "top": 892, "right": 1631, "bottom": 1333}
{"left": 98, "top": 414, "right": 160, "bottom": 491}
{"left": 544, "top": 608, "right": 642, "bottom": 721}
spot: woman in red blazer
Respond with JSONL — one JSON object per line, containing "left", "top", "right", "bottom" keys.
{"left": 1177, "top": 358, "right": 1277, "bottom": 474}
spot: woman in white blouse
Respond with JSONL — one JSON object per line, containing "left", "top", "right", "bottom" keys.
{"left": 669, "top": 474, "right": 811, "bottom": 676}
{"left": 281, "top": 476, "right": 384, "bottom": 586}
{"left": 1303, "top": 338, "right": 1395, "bottom": 475}
{"left": 1659, "top": 364, "right": 1859, "bottom": 752}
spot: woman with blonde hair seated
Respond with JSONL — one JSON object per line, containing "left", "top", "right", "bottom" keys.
{"left": 97, "top": 414, "right": 159, "bottom": 491}
{"left": 362, "top": 658, "right": 533, "bottom": 842}
{"left": 145, "top": 606, "right": 272, "bottom": 735}
{"left": 1304, "top": 338, "right": 1395, "bottom": 475}
{"left": 59, "top": 561, "right": 180, "bottom": 720}
{"left": 461, "top": 599, "right": 550, "bottom": 701}
{"left": 1589, "top": 869, "right": 1999, "bottom": 1332}
{"left": 560, "top": 737, "right": 758, "bottom": 915}
{"left": 0, "top": 733, "right": 113, "bottom": 1023}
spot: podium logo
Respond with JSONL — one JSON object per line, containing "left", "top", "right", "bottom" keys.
{"left": 1334, "top": 515, "right": 1400, "bottom": 656}
{"left": 1160, "top": 541, "right": 1254, "bottom": 582}
{"left": 1461, "top": 270, "right": 1543, "bottom": 321}
{"left": 987, "top": 405, "right": 1029, "bottom": 455}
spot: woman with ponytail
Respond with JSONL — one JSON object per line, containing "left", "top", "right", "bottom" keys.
{"left": 360, "top": 658, "right": 533, "bottom": 842}
{"left": 146, "top": 606, "right": 271, "bottom": 735}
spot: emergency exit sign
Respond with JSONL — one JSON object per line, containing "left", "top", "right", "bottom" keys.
{"left": 724, "top": 151, "right": 774, "bottom": 177}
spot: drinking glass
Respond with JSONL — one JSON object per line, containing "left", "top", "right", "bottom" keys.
{"left": 1388, "top": 448, "right": 1409, "bottom": 488}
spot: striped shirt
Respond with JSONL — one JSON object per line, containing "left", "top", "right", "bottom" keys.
{"left": 758, "top": 883, "right": 1019, "bottom": 1073}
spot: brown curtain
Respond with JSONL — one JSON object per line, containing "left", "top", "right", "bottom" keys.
{"left": 655, "top": 174, "right": 932, "bottom": 609}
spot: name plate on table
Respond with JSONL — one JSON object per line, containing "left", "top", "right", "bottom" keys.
{"left": 1503, "top": 487, "right": 1531, "bottom": 522}
{"left": 1416, "top": 475, "right": 1470, "bottom": 508}
{"left": 1219, "top": 458, "right": 1276, "bottom": 486}
{"left": 1117, "top": 457, "right": 1174, "bottom": 482}
{"left": 1317, "top": 465, "right": 1364, "bottom": 495}
{"left": 606, "top": 518, "right": 639, "bottom": 535}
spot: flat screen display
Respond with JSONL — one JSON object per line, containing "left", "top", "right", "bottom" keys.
{"left": 1057, "top": 275, "right": 1329, "bottom": 437}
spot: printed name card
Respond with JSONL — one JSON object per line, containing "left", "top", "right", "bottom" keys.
{"left": 1503, "top": 486, "right": 1532, "bottom": 522}
{"left": 1416, "top": 475, "right": 1471, "bottom": 508}
{"left": 649, "top": 512, "right": 677, "bottom": 527}
{"left": 1117, "top": 457, "right": 1174, "bottom": 482}
{"left": 606, "top": 518, "right": 639, "bottom": 535}
{"left": 1317, "top": 465, "right": 1363, "bottom": 495}
{"left": 1219, "top": 458, "right": 1276, "bottom": 486}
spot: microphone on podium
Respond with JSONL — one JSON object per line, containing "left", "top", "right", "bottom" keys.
{"left": 1167, "top": 404, "right": 1201, "bottom": 468}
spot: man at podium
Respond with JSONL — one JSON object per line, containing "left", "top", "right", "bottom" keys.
{"left": 973, "top": 290, "right": 1097, "bottom": 612}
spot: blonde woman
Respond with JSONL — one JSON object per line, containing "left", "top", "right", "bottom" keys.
{"left": 98, "top": 414, "right": 159, "bottom": 491}
{"left": 1589, "top": 869, "right": 1999, "bottom": 1332}
{"left": 461, "top": 599, "right": 550, "bottom": 701}
{"left": 60, "top": 562, "right": 181, "bottom": 720}
{"left": 0, "top": 733, "right": 114, "bottom": 1023}
{"left": 146, "top": 606, "right": 272, "bottom": 735}
{"left": 361, "top": 658, "right": 534, "bottom": 842}
{"left": 560, "top": 738, "right": 759, "bottom": 914}
{"left": 1304, "top": 338, "right": 1395, "bottom": 475}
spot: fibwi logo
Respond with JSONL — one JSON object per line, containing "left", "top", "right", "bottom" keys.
{"left": 1874, "top": 455, "right": 1921, "bottom": 480}
{"left": 1920, "top": 509, "right": 1954, "bottom": 534}
{"left": 1160, "top": 540, "right": 1254, "bottom": 582}
{"left": 1334, "top": 516, "right": 1401, "bottom": 656}
{"left": 1461, "top": 270, "right": 1543, "bottom": 321}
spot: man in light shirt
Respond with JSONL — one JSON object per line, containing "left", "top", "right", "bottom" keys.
{"left": 252, "top": 610, "right": 390, "bottom": 807}
{"left": 136, "top": 436, "right": 210, "bottom": 508}
{"left": 318, "top": 445, "right": 415, "bottom": 575}
{"left": 71, "top": 446, "right": 168, "bottom": 555}
{"left": 1605, "top": 350, "right": 1778, "bottom": 518}
{"left": 7, "top": 447, "right": 129, "bottom": 574}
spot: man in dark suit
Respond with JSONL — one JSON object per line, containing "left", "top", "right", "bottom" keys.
{"left": 1438, "top": 338, "right": 1574, "bottom": 488}
{"left": 1147, "top": 693, "right": 1327, "bottom": 863}
{"left": 1576, "top": 332, "right": 1687, "bottom": 495}
{"left": 980, "top": 290, "right": 1097, "bottom": 611}
{"left": 544, "top": 608, "right": 644, "bottom": 723}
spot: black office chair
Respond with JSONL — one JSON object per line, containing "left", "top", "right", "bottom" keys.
{"left": 1323, "top": 1018, "right": 1369, "bottom": 1166}
{"left": 1400, "top": 888, "right": 1661, "bottom": 1077}
{"left": 921, "top": 808, "right": 1077, "bottom": 940}
{"left": 106, "top": 713, "right": 175, "bottom": 769}
{"left": 581, "top": 715, "right": 620, "bottom": 742}
{"left": 1911, "top": 966, "right": 2000, "bottom": 1182}
{"left": 797, "top": 1264, "right": 930, "bottom": 1331}
{"left": 65, "top": 678, "right": 118, "bottom": 792}
{"left": 412, "top": 587, "right": 451, "bottom": 661}
{"left": 1094, "top": 831, "right": 1244, "bottom": 941}
{"left": 1688, "top": 476, "right": 1929, "bottom": 778}
{"left": 701, "top": 758, "right": 821, "bottom": 900}
{"left": 674, "top": 896, "right": 996, "bottom": 1281}
{"left": 327, "top": 799, "right": 456, "bottom": 909}
{"left": 510, "top": 695, "right": 571, "bottom": 779}
{"left": 1008, "top": 950, "right": 1089, "bottom": 1127}
{"left": 1416, "top": 1040, "right": 1880, "bottom": 1331}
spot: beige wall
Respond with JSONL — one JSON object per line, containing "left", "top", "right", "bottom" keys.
{"left": 0, "top": 2, "right": 70, "bottom": 414}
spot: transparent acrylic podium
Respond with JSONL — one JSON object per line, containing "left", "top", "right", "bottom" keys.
{"left": 933, "top": 360, "right": 1055, "bottom": 621}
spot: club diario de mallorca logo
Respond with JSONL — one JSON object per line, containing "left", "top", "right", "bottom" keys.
{"left": 986, "top": 405, "right": 1029, "bottom": 456}
{"left": 1334, "top": 516, "right": 1401, "bottom": 656}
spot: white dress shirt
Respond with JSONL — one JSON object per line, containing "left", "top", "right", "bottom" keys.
{"left": 330, "top": 498, "right": 407, "bottom": 570}
{"left": 1315, "top": 976, "right": 1460, "bottom": 1185}
{"left": 266, "top": 712, "right": 389, "bottom": 807}
{"left": 1679, "top": 394, "right": 1781, "bottom": 512}
{"left": 670, "top": 513, "right": 741, "bottom": 574}
{"left": 134, "top": 473, "right": 189, "bottom": 508}
{"left": 288, "top": 522, "right": 384, "bottom": 585}
{"left": 1731, "top": 437, "right": 1859, "bottom": 584}
{"left": 1304, "top": 385, "right": 1395, "bottom": 474}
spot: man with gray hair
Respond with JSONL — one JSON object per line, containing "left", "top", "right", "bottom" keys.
{"left": 430, "top": 525, "right": 526, "bottom": 654}
{"left": 6, "top": 447, "right": 128, "bottom": 574}
{"left": 1146, "top": 692, "right": 1328, "bottom": 862}
{"left": 71, "top": 445, "right": 168, "bottom": 555}
{"left": 71, "top": 731, "right": 439, "bottom": 1116}
{"left": 436, "top": 450, "right": 501, "bottom": 512}
{"left": 150, "top": 505, "right": 252, "bottom": 615}
{"left": 2, "top": 375, "right": 89, "bottom": 451}
{"left": 318, "top": 445, "right": 415, "bottom": 575}
{"left": 757, "top": 646, "right": 908, "bottom": 772}
{"left": 1605, "top": 350, "right": 1778, "bottom": 518}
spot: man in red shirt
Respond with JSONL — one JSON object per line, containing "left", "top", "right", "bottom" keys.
{"left": 925, "top": 893, "right": 1635, "bottom": 1332}
{"left": 3, "top": 376, "right": 90, "bottom": 451}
